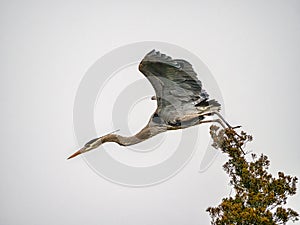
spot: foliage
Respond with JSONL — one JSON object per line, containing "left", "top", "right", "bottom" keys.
{"left": 207, "top": 126, "right": 299, "bottom": 225}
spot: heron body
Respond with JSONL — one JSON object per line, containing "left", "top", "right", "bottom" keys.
{"left": 68, "top": 50, "right": 228, "bottom": 160}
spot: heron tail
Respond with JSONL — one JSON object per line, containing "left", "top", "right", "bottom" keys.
{"left": 196, "top": 99, "right": 221, "bottom": 112}
{"left": 208, "top": 99, "right": 221, "bottom": 112}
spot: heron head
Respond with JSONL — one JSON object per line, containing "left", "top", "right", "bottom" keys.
{"left": 67, "top": 129, "right": 120, "bottom": 160}
{"left": 67, "top": 137, "right": 103, "bottom": 160}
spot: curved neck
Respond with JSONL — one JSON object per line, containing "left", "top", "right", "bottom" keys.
{"left": 102, "top": 125, "right": 167, "bottom": 146}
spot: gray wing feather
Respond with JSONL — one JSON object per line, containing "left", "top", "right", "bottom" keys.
{"left": 139, "top": 50, "right": 211, "bottom": 124}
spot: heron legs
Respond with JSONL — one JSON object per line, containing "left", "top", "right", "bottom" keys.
{"left": 208, "top": 112, "right": 240, "bottom": 129}
{"left": 178, "top": 114, "right": 227, "bottom": 129}
{"left": 195, "top": 118, "right": 226, "bottom": 128}
{"left": 179, "top": 112, "right": 239, "bottom": 129}
{"left": 203, "top": 112, "right": 241, "bottom": 129}
{"left": 173, "top": 111, "right": 239, "bottom": 130}
{"left": 212, "top": 112, "right": 231, "bottom": 128}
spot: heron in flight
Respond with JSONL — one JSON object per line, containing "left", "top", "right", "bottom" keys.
{"left": 68, "top": 50, "right": 232, "bottom": 160}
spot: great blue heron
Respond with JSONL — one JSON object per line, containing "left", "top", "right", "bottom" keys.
{"left": 68, "top": 50, "right": 232, "bottom": 160}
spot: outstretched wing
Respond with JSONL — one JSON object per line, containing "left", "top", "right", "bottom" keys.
{"left": 139, "top": 50, "right": 210, "bottom": 124}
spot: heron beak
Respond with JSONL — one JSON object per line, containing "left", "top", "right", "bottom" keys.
{"left": 67, "top": 147, "right": 85, "bottom": 160}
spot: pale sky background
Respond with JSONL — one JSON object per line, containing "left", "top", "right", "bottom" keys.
{"left": 1, "top": 0, "right": 300, "bottom": 225}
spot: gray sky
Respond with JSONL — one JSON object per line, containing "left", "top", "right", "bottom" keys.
{"left": 1, "top": 0, "right": 300, "bottom": 224}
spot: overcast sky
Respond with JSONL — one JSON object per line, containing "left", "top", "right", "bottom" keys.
{"left": 1, "top": 1, "right": 300, "bottom": 225}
